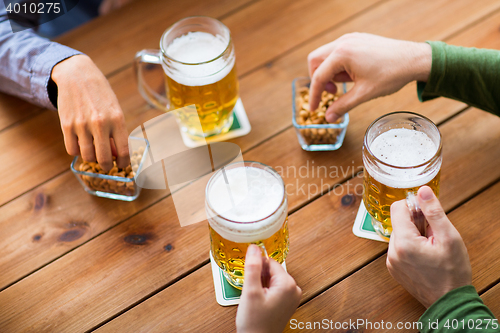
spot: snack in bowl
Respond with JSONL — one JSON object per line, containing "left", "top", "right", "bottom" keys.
{"left": 71, "top": 138, "right": 148, "bottom": 201}
{"left": 292, "top": 77, "right": 349, "bottom": 151}
{"left": 295, "top": 87, "right": 343, "bottom": 145}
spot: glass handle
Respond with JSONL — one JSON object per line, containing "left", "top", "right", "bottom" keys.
{"left": 255, "top": 242, "right": 271, "bottom": 288}
{"left": 134, "top": 49, "right": 170, "bottom": 111}
{"left": 406, "top": 192, "right": 427, "bottom": 236}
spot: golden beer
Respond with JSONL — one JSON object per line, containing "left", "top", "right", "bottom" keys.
{"left": 205, "top": 161, "right": 289, "bottom": 289}
{"left": 165, "top": 65, "right": 238, "bottom": 137}
{"left": 135, "top": 16, "right": 239, "bottom": 138}
{"left": 209, "top": 219, "right": 289, "bottom": 288}
{"left": 362, "top": 112, "right": 442, "bottom": 238}
{"left": 363, "top": 170, "right": 440, "bottom": 236}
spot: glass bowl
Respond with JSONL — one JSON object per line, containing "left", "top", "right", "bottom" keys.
{"left": 292, "top": 77, "right": 349, "bottom": 151}
{"left": 70, "top": 137, "right": 149, "bottom": 201}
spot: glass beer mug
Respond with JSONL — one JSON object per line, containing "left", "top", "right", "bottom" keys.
{"left": 205, "top": 161, "right": 289, "bottom": 289}
{"left": 134, "top": 16, "right": 239, "bottom": 138}
{"left": 362, "top": 111, "right": 442, "bottom": 239}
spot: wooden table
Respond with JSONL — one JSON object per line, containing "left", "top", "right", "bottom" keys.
{"left": 1, "top": 0, "right": 500, "bottom": 331}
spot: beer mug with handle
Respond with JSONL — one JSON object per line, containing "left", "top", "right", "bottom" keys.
{"left": 362, "top": 111, "right": 442, "bottom": 239}
{"left": 134, "top": 16, "right": 239, "bottom": 138}
{"left": 205, "top": 161, "right": 289, "bottom": 289}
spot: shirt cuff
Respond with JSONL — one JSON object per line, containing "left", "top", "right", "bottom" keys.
{"left": 30, "top": 42, "right": 82, "bottom": 110}
{"left": 417, "top": 41, "right": 447, "bottom": 103}
{"left": 418, "top": 285, "right": 497, "bottom": 333}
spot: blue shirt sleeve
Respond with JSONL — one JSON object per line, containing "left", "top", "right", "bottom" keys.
{"left": 0, "top": 2, "right": 82, "bottom": 110}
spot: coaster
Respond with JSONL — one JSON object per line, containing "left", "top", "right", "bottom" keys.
{"left": 180, "top": 98, "right": 251, "bottom": 148}
{"left": 352, "top": 201, "right": 389, "bottom": 243}
{"left": 210, "top": 251, "right": 287, "bottom": 307}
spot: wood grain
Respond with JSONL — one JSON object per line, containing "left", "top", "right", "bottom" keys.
{"left": 9, "top": 107, "right": 496, "bottom": 333}
{"left": 0, "top": 95, "right": 42, "bottom": 133}
{"left": 0, "top": 0, "right": 383, "bottom": 206}
{"left": 0, "top": 0, "right": 253, "bottom": 133}
{"left": 1, "top": 0, "right": 499, "bottom": 310}
{"left": 2, "top": 0, "right": 500, "bottom": 331}
{"left": 0, "top": 172, "right": 168, "bottom": 291}
{"left": 3, "top": 0, "right": 496, "bottom": 206}
{"left": 95, "top": 109, "right": 500, "bottom": 332}
{"left": 285, "top": 179, "right": 500, "bottom": 332}
{"left": 56, "top": 0, "right": 382, "bottom": 77}
{"left": 55, "top": 0, "right": 254, "bottom": 75}
{"left": 0, "top": 111, "right": 71, "bottom": 206}
{"left": 482, "top": 284, "right": 500, "bottom": 319}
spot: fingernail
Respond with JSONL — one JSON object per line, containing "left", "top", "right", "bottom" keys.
{"left": 326, "top": 113, "right": 339, "bottom": 123}
{"left": 420, "top": 186, "right": 433, "bottom": 201}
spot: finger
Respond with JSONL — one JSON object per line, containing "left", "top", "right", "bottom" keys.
{"left": 110, "top": 138, "right": 118, "bottom": 157}
{"left": 268, "top": 258, "right": 289, "bottom": 279}
{"left": 417, "top": 186, "right": 452, "bottom": 236}
{"left": 324, "top": 84, "right": 367, "bottom": 123}
{"left": 307, "top": 41, "right": 337, "bottom": 78}
{"left": 390, "top": 199, "right": 421, "bottom": 240}
{"left": 63, "top": 131, "right": 80, "bottom": 156}
{"left": 324, "top": 82, "right": 338, "bottom": 95}
{"left": 78, "top": 132, "right": 96, "bottom": 163}
{"left": 309, "top": 53, "right": 345, "bottom": 113}
{"left": 94, "top": 128, "right": 113, "bottom": 172}
{"left": 242, "top": 245, "right": 263, "bottom": 294}
{"left": 111, "top": 119, "right": 131, "bottom": 169}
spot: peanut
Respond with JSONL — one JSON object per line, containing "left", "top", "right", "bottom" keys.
{"left": 78, "top": 149, "right": 144, "bottom": 197}
{"left": 295, "top": 86, "right": 343, "bottom": 146}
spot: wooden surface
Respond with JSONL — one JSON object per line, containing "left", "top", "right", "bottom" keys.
{"left": 1, "top": 0, "right": 499, "bottom": 332}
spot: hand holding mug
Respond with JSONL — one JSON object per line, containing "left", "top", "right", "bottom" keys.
{"left": 387, "top": 186, "right": 472, "bottom": 308}
{"left": 236, "top": 244, "right": 302, "bottom": 333}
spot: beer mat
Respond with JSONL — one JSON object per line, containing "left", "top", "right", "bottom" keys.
{"left": 352, "top": 201, "right": 389, "bottom": 243}
{"left": 210, "top": 251, "right": 287, "bottom": 307}
{"left": 180, "top": 98, "right": 251, "bottom": 148}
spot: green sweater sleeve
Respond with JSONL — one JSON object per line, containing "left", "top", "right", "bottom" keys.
{"left": 419, "top": 285, "right": 499, "bottom": 333}
{"left": 417, "top": 41, "right": 500, "bottom": 116}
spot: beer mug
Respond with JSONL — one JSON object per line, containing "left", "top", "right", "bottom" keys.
{"left": 134, "top": 16, "right": 239, "bottom": 138}
{"left": 362, "top": 112, "right": 442, "bottom": 239}
{"left": 205, "top": 161, "right": 289, "bottom": 289}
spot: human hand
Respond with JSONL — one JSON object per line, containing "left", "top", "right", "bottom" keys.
{"left": 99, "top": 0, "right": 135, "bottom": 15}
{"left": 236, "top": 245, "right": 302, "bottom": 333}
{"left": 387, "top": 186, "right": 472, "bottom": 308}
{"left": 307, "top": 33, "right": 432, "bottom": 122}
{"left": 51, "top": 55, "right": 130, "bottom": 172}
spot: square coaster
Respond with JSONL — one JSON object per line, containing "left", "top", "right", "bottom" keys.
{"left": 180, "top": 98, "right": 251, "bottom": 148}
{"left": 352, "top": 201, "right": 389, "bottom": 243}
{"left": 210, "top": 251, "right": 287, "bottom": 307}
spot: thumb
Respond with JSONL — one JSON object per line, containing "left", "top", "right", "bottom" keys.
{"left": 325, "top": 84, "right": 367, "bottom": 123}
{"left": 417, "top": 186, "right": 451, "bottom": 236}
{"left": 242, "top": 244, "right": 263, "bottom": 293}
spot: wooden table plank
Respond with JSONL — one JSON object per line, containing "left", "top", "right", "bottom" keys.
{"left": 0, "top": 173, "right": 168, "bottom": 291}
{"left": 0, "top": 95, "right": 42, "bottom": 133}
{"left": 0, "top": 0, "right": 253, "bottom": 133}
{"left": 284, "top": 179, "right": 500, "bottom": 333}
{"left": 3, "top": 107, "right": 498, "bottom": 332}
{"left": 0, "top": 0, "right": 498, "bottom": 305}
{"left": 3, "top": 0, "right": 493, "bottom": 204}
{"left": 55, "top": 0, "right": 254, "bottom": 76}
{"left": 0, "top": 111, "right": 72, "bottom": 206}
{"left": 56, "top": 0, "right": 382, "bottom": 78}
{"left": 482, "top": 284, "right": 500, "bottom": 319}
{"left": 94, "top": 108, "right": 500, "bottom": 332}
{"left": 0, "top": 0, "right": 384, "bottom": 205}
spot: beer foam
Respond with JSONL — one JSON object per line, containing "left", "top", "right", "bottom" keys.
{"left": 206, "top": 166, "right": 287, "bottom": 243}
{"left": 366, "top": 128, "right": 440, "bottom": 188}
{"left": 163, "top": 31, "right": 234, "bottom": 86}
